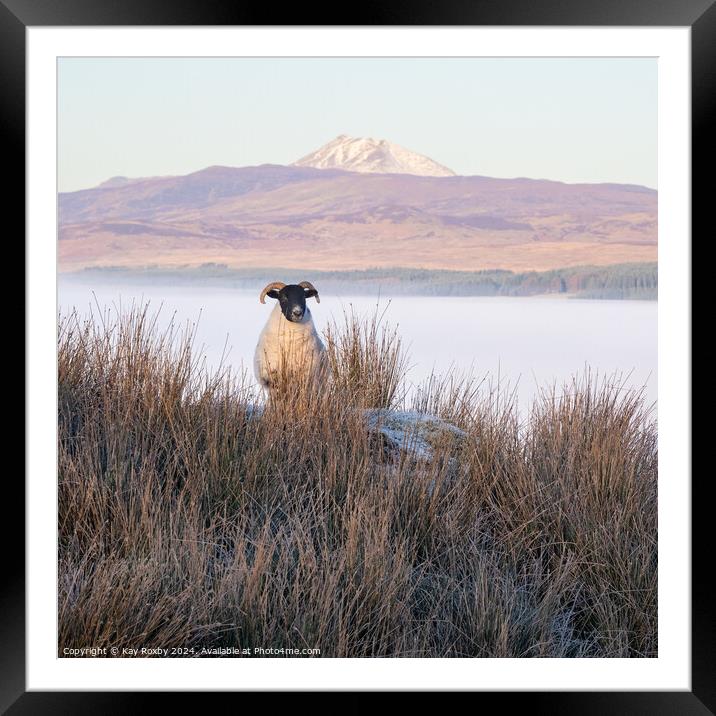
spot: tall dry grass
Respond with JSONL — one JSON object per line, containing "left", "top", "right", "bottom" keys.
{"left": 58, "top": 303, "right": 657, "bottom": 657}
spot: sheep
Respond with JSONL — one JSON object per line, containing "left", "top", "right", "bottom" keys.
{"left": 253, "top": 281, "right": 327, "bottom": 394}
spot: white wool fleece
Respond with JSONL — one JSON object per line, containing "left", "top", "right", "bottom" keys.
{"left": 253, "top": 303, "right": 326, "bottom": 388}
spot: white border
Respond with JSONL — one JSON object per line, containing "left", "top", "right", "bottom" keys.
{"left": 27, "top": 27, "right": 691, "bottom": 691}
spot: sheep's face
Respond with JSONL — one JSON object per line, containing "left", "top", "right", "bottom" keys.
{"left": 265, "top": 284, "right": 319, "bottom": 323}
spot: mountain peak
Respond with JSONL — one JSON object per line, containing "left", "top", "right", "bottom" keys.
{"left": 291, "top": 135, "right": 456, "bottom": 177}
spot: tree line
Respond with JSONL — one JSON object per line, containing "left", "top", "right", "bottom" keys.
{"left": 70, "top": 262, "right": 658, "bottom": 300}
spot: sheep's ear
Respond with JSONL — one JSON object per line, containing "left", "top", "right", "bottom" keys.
{"left": 266, "top": 289, "right": 281, "bottom": 300}
{"left": 304, "top": 288, "right": 320, "bottom": 303}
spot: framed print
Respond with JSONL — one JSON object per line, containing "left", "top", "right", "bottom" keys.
{"left": 10, "top": 0, "right": 710, "bottom": 710}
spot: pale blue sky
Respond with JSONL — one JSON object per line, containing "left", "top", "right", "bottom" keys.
{"left": 58, "top": 57, "right": 657, "bottom": 193}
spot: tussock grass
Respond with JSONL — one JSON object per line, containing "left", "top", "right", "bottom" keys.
{"left": 323, "top": 302, "right": 408, "bottom": 409}
{"left": 58, "top": 303, "right": 657, "bottom": 657}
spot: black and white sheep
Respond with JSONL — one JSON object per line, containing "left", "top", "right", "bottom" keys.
{"left": 253, "top": 281, "right": 327, "bottom": 392}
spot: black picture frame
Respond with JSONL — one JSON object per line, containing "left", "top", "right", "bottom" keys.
{"left": 8, "top": 0, "right": 709, "bottom": 710}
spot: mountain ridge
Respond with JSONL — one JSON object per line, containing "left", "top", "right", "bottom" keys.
{"left": 58, "top": 161, "right": 657, "bottom": 274}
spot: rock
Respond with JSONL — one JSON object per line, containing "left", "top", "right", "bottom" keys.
{"left": 363, "top": 408, "right": 466, "bottom": 462}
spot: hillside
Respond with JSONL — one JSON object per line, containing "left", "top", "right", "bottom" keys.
{"left": 58, "top": 163, "right": 657, "bottom": 273}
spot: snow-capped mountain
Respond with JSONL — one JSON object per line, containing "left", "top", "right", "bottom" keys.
{"left": 291, "top": 135, "right": 457, "bottom": 177}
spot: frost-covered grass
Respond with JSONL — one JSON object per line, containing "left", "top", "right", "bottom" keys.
{"left": 58, "top": 303, "right": 657, "bottom": 658}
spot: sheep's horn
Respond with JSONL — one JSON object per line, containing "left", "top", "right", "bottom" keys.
{"left": 259, "top": 281, "right": 286, "bottom": 304}
{"left": 299, "top": 281, "right": 320, "bottom": 303}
